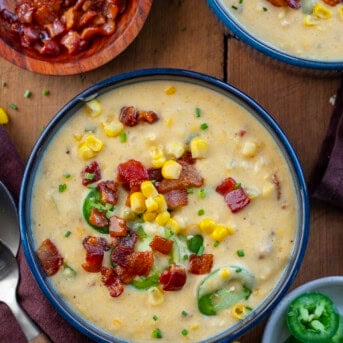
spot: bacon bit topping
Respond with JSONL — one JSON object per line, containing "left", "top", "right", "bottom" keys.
{"left": 159, "top": 265, "right": 187, "bottom": 291}
{"left": 215, "top": 177, "right": 237, "bottom": 196}
{"left": 81, "top": 161, "right": 101, "bottom": 186}
{"left": 224, "top": 188, "right": 250, "bottom": 213}
{"left": 112, "top": 229, "right": 138, "bottom": 250}
{"left": 109, "top": 216, "right": 128, "bottom": 237}
{"left": 163, "top": 189, "right": 188, "bottom": 209}
{"left": 36, "top": 239, "right": 63, "bottom": 276}
{"left": 149, "top": 235, "right": 174, "bottom": 255}
{"left": 272, "top": 173, "right": 282, "bottom": 200}
{"left": 119, "top": 106, "right": 159, "bottom": 127}
{"left": 82, "top": 236, "right": 109, "bottom": 273}
{"left": 137, "top": 110, "right": 159, "bottom": 124}
{"left": 117, "top": 159, "right": 149, "bottom": 191}
{"left": 323, "top": 0, "right": 341, "bottom": 6}
{"left": 177, "top": 150, "right": 196, "bottom": 165}
{"left": 100, "top": 266, "right": 124, "bottom": 297}
{"left": 147, "top": 167, "right": 163, "bottom": 183}
{"left": 188, "top": 254, "right": 213, "bottom": 275}
{"left": 98, "top": 180, "right": 119, "bottom": 205}
{"left": 89, "top": 208, "right": 109, "bottom": 227}
{"left": 267, "top": 0, "right": 301, "bottom": 8}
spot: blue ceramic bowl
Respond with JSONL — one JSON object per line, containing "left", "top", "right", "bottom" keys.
{"left": 208, "top": 0, "right": 343, "bottom": 71}
{"left": 19, "top": 68, "right": 310, "bottom": 342}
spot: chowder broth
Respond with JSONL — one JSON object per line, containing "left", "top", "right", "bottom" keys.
{"left": 31, "top": 80, "right": 298, "bottom": 342}
{"left": 223, "top": 0, "right": 343, "bottom": 61}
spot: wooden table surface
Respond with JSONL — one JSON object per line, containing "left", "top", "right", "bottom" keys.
{"left": 0, "top": 1, "right": 342, "bottom": 342}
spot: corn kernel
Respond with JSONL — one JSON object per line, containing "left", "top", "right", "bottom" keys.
{"left": 102, "top": 119, "right": 123, "bottom": 137}
{"left": 161, "top": 160, "right": 182, "bottom": 179}
{"left": 313, "top": 4, "right": 332, "bottom": 19}
{"left": 129, "top": 192, "right": 146, "bottom": 213}
{"left": 166, "top": 218, "right": 180, "bottom": 234}
{"left": 85, "top": 99, "right": 102, "bottom": 117}
{"left": 141, "top": 181, "right": 158, "bottom": 198}
{"left": 338, "top": 4, "right": 343, "bottom": 20}
{"left": 112, "top": 319, "right": 122, "bottom": 326}
{"left": 190, "top": 137, "right": 209, "bottom": 158}
{"left": 155, "top": 194, "right": 167, "bottom": 212}
{"left": 155, "top": 211, "right": 171, "bottom": 226}
{"left": 231, "top": 304, "right": 247, "bottom": 320}
{"left": 150, "top": 145, "right": 166, "bottom": 168}
{"left": 0, "top": 107, "right": 9, "bottom": 124}
{"left": 226, "top": 226, "right": 235, "bottom": 235}
{"left": 199, "top": 218, "right": 216, "bottom": 234}
{"left": 78, "top": 144, "right": 96, "bottom": 159}
{"left": 220, "top": 268, "right": 231, "bottom": 280}
{"left": 164, "top": 117, "right": 174, "bottom": 127}
{"left": 143, "top": 211, "right": 158, "bottom": 222}
{"left": 84, "top": 134, "right": 104, "bottom": 152}
{"left": 262, "top": 181, "right": 275, "bottom": 197}
{"left": 164, "top": 86, "right": 176, "bottom": 95}
{"left": 211, "top": 225, "right": 230, "bottom": 242}
{"left": 242, "top": 141, "right": 258, "bottom": 158}
{"left": 166, "top": 142, "right": 185, "bottom": 159}
{"left": 148, "top": 287, "right": 164, "bottom": 305}
{"left": 145, "top": 196, "right": 159, "bottom": 212}
{"left": 304, "top": 14, "right": 319, "bottom": 26}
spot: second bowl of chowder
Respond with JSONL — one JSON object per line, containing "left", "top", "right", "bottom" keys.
{"left": 208, "top": 0, "right": 343, "bottom": 70}
{"left": 19, "top": 68, "right": 309, "bottom": 343}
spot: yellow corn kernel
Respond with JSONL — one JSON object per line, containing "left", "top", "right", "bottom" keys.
{"left": 190, "top": 137, "right": 209, "bottom": 159}
{"left": 155, "top": 194, "right": 167, "bottom": 212}
{"left": 0, "top": 107, "right": 9, "bottom": 124}
{"left": 166, "top": 218, "right": 180, "bottom": 234}
{"left": 189, "top": 324, "right": 200, "bottom": 332}
{"left": 150, "top": 145, "right": 166, "bottom": 168}
{"left": 304, "top": 14, "right": 319, "bottom": 26}
{"left": 220, "top": 268, "right": 231, "bottom": 280}
{"left": 161, "top": 160, "right": 182, "bottom": 179}
{"left": 147, "top": 287, "right": 164, "bottom": 305}
{"left": 145, "top": 196, "right": 159, "bottom": 212}
{"left": 155, "top": 211, "right": 171, "bottom": 226}
{"left": 313, "top": 4, "right": 332, "bottom": 19}
{"left": 143, "top": 211, "right": 158, "bottom": 222}
{"left": 164, "top": 117, "right": 174, "bottom": 127}
{"left": 78, "top": 144, "right": 96, "bottom": 159}
{"left": 199, "top": 218, "right": 216, "bottom": 234}
{"left": 226, "top": 226, "right": 235, "bottom": 235}
{"left": 102, "top": 119, "right": 123, "bottom": 137}
{"left": 141, "top": 181, "right": 158, "bottom": 198}
{"left": 84, "top": 134, "right": 103, "bottom": 152}
{"left": 262, "top": 181, "right": 275, "bottom": 197}
{"left": 166, "top": 142, "right": 185, "bottom": 159}
{"left": 85, "top": 99, "right": 102, "bottom": 117}
{"left": 164, "top": 86, "right": 176, "bottom": 95}
{"left": 211, "top": 225, "right": 229, "bottom": 242}
{"left": 338, "top": 4, "right": 343, "bottom": 20}
{"left": 76, "top": 227, "right": 86, "bottom": 237}
{"left": 242, "top": 141, "right": 258, "bottom": 158}
{"left": 231, "top": 304, "right": 247, "bottom": 320}
{"left": 112, "top": 319, "right": 122, "bottom": 326}
{"left": 129, "top": 192, "right": 146, "bottom": 213}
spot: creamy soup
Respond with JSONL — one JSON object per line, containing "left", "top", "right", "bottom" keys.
{"left": 31, "top": 80, "right": 298, "bottom": 342}
{"left": 223, "top": 0, "right": 343, "bottom": 61}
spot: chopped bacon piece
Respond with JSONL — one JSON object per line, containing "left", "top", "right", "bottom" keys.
{"left": 119, "top": 106, "right": 139, "bottom": 127}
{"left": 37, "top": 239, "right": 63, "bottom": 276}
{"left": 323, "top": 0, "right": 341, "bottom": 6}
{"left": 149, "top": 235, "right": 174, "bottom": 255}
{"left": 111, "top": 245, "right": 133, "bottom": 267}
{"left": 128, "top": 251, "right": 154, "bottom": 276}
{"left": 98, "top": 180, "right": 118, "bottom": 205}
{"left": 45, "top": 18, "right": 66, "bottom": 38}
{"left": 100, "top": 266, "right": 124, "bottom": 297}
{"left": 89, "top": 208, "right": 109, "bottom": 227}
{"left": 157, "top": 161, "right": 204, "bottom": 193}
{"left": 163, "top": 189, "right": 188, "bottom": 209}
{"left": 177, "top": 150, "right": 196, "bottom": 165}
{"left": 188, "top": 254, "right": 213, "bottom": 275}
{"left": 81, "top": 161, "right": 101, "bottom": 186}
{"left": 159, "top": 265, "right": 187, "bottom": 291}
{"left": 147, "top": 168, "right": 163, "bottom": 182}
{"left": 82, "top": 236, "right": 109, "bottom": 272}
{"left": 109, "top": 216, "right": 128, "bottom": 237}
{"left": 267, "top": 0, "right": 300, "bottom": 8}
{"left": 117, "top": 159, "right": 149, "bottom": 190}
{"left": 215, "top": 177, "right": 237, "bottom": 196}
{"left": 114, "top": 264, "right": 136, "bottom": 284}
{"left": 224, "top": 188, "right": 250, "bottom": 213}
{"left": 137, "top": 110, "right": 159, "bottom": 124}
{"left": 112, "top": 229, "right": 138, "bottom": 250}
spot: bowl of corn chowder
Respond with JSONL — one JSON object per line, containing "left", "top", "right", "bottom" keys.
{"left": 19, "top": 68, "right": 309, "bottom": 342}
{"left": 208, "top": 0, "right": 343, "bottom": 70}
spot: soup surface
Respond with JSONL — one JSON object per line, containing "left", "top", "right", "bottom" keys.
{"left": 31, "top": 80, "right": 297, "bottom": 342}
{"left": 223, "top": 0, "right": 343, "bottom": 61}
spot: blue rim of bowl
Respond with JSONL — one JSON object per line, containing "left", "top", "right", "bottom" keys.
{"left": 19, "top": 67, "right": 310, "bottom": 343}
{"left": 207, "top": 0, "right": 343, "bottom": 71}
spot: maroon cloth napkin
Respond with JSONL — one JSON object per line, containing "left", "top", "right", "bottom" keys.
{"left": 0, "top": 126, "right": 94, "bottom": 343}
{"left": 310, "top": 82, "right": 343, "bottom": 209}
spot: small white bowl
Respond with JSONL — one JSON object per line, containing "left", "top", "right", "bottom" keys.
{"left": 262, "top": 276, "right": 343, "bottom": 343}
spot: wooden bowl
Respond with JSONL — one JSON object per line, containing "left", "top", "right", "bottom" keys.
{"left": 0, "top": 0, "right": 152, "bottom": 75}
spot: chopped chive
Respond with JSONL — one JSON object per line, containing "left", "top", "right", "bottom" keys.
{"left": 64, "top": 231, "right": 71, "bottom": 237}
{"left": 183, "top": 254, "right": 189, "bottom": 260}
{"left": 24, "top": 90, "right": 32, "bottom": 98}
{"left": 42, "top": 89, "right": 50, "bottom": 96}
{"left": 237, "top": 249, "right": 245, "bottom": 257}
{"left": 231, "top": 5, "right": 238, "bottom": 10}
{"left": 152, "top": 315, "right": 158, "bottom": 321}
{"left": 64, "top": 173, "right": 71, "bottom": 179}
{"left": 239, "top": 0, "right": 243, "bottom": 3}
{"left": 9, "top": 103, "right": 17, "bottom": 110}
{"left": 263, "top": 7, "right": 268, "bottom": 11}
{"left": 197, "top": 209, "right": 205, "bottom": 216}
{"left": 235, "top": 267, "right": 242, "bottom": 273}
{"left": 120, "top": 131, "right": 127, "bottom": 143}
{"left": 200, "top": 123, "right": 208, "bottom": 130}
{"left": 181, "top": 310, "right": 188, "bottom": 317}
{"left": 152, "top": 328, "right": 162, "bottom": 339}
{"left": 198, "top": 188, "right": 206, "bottom": 199}
{"left": 213, "top": 240, "right": 220, "bottom": 247}
{"left": 85, "top": 172, "right": 95, "bottom": 180}
{"left": 181, "top": 329, "right": 189, "bottom": 336}
{"left": 197, "top": 245, "right": 205, "bottom": 256}
{"left": 187, "top": 187, "right": 194, "bottom": 194}
{"left": 245, "top": 306, "right": 253, "bottom": 311}
{"left": 58, "top": 183, "right": 67, "bottom": 192}
{"left": 195, "top": 107, "right": 201, "bottom": 117}
{"left": 234, "top": 182, "right": 241, "bottom": 189}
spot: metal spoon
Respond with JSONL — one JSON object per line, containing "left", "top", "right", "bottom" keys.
{"left": 0, "top": 182, "right": 49, "bottom": 342}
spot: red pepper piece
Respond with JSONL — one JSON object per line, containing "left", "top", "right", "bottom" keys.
{"left": 159, "top": 265, "right": 187, "bottom": 291}
{"left": 98, "top": 180, "right": 119, "bottom": 205}
{"left": 89, "top": 208, "right": 109, "bottom": 227}
{"left": 109, "top": 216, "right": 128, "bottom": 237}
{"left": 100, "top": 266, "right": 124, "bottom": 297}
{"left": 215, "top": 177, "right": 237, "bottom": 195}
{"left": 117, "top": 159, "right": 149, "bottom": 190}
{"left": 36, "top": 239, "right": 63, "bottom": 276}
{"left": 188, "top": 254, "right": 213, "bottom": 275}
{"left": 224, "top": 188, "right": 250, "bottom": 213}
{"left": 81, "top": 161, "right": 101, "bottom": 186}
{"left": 149, "top": 235, "right": 174, "bottom": 255}
{"left": 82, "top": 236, "right": 109, "bottom": 273}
